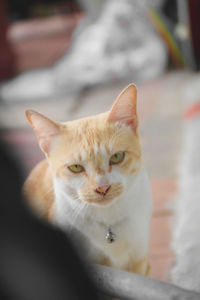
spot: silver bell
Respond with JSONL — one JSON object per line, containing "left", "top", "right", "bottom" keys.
{"left": 105, "top": 228, "right": 116, "bottom": 243}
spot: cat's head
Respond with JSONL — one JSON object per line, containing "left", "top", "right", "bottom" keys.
{"left": 26, "top": 84, "right": 141, "bottom": 206}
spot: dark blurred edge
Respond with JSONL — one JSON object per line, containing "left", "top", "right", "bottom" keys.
{"left": 187, "top": 0, "right": 200, "bottom": 69}
{"left": 0, "top": 140, "right": 103, "bottom": 300}
{"left": 0, "top": 0, "right": 15, "bottom": 80}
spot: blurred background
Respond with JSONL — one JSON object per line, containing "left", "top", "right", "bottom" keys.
{"left": 0, "top": 0, "right": 200, "bottom": 293}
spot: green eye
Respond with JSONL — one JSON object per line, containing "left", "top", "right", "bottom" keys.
{"left": 110, "top": 152, "right": 125, "bottom": 165}
{"left": 68, "top": 164, "right": 85, "bottom": 173}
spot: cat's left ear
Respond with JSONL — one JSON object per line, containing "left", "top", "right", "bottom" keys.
{"left": 25, "top": 110, "right": 60, "bottom": 155}
{"left": 108, "top": 84, "right": 138, "bottom": 131}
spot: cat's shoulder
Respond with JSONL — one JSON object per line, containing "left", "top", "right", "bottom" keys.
{"left": 23, "top": 159, "right": 55, "bottom": 220}
{"left": 24, "top": 159, "right": 50, "bottom": 187}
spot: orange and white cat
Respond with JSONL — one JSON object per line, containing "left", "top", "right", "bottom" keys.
{"left": 23, "top": 84, "right": 152, "bottom": 276}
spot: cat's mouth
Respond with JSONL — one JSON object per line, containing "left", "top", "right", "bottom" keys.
{"left": 85, "top": 195, "right": 116, "bottom": 206}
{"left": 95, "top": 194, "right": 116, "bottom": 205}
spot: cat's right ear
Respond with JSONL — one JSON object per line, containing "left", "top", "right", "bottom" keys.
{"left": 108, "top": 84, "right": 138, "bottom": 132}
{"left": 25, "top": 110, "right": 60, "bottom": 154}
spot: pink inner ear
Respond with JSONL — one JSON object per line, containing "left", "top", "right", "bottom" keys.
{"left": 108, "top": 84, "right": 138, "bottom": 130}
{"left": 26, "top": 110, "right": 60, "bottom": 154}
{"left": 37, "top": 126, "right": 60, "bottom": 153}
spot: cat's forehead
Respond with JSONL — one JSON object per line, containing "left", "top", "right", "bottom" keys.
{"left": 50, "top": 113, "right": 140, "bottom": 172}
{"left": 62, "top": 114, "right": 135, "bottom": 160}
{"left": 68, "top": 113, "right": 108, "bottom": 131}
{"left": 68, "top": 119, "right": 114, "bottom": 158}
{"left": 66, "top": 114, "right": 113, "bottom": 144}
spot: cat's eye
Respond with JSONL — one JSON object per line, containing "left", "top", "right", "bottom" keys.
{"left": 68, "top": 164, "right": 85, "bottom": 173}
{"left": 110, "top": 151, "right": 125, "bottom": 165}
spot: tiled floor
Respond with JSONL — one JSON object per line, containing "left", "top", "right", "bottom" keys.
{"left": 0, "top": 72, "right": 193, "bottom": 282}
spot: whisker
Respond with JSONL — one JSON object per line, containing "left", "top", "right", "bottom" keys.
{"left": 67, "top": 200, "right": 88, "bottom": 231}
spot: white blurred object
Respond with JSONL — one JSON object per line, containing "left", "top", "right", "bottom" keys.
{"left": 171, "top": 78, "right": 200, "bottom": 292}
{"left": 0, "top": 0, "right": 167, "bottom": 102}
{"left": 77, "top": 0, "right": 105, "bottom": 20}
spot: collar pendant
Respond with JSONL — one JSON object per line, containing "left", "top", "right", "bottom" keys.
{"left": 105, "top": 227, "right": 116, "bottom": 244}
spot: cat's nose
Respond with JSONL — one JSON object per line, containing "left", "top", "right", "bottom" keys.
{"left": 95, "top": 184, "right": 111, "bottom": 195}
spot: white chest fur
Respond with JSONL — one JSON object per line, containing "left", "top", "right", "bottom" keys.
{"left": 54, "top": 169, "right": 152, "bottom": 268}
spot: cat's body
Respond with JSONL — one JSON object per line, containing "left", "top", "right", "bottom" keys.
{"left": 24, "top": 85, "right": 152, "bottom": 275}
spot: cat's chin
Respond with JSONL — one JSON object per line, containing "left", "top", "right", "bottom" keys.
{"left": 84, "top": 195, "right": 118, "bottom": 207}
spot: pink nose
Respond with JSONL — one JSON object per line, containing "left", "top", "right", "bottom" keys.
{"left": 95, "top": 184, "right": 111, "bottom": 195}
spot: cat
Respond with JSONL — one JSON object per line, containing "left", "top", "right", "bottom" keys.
{"left": 23, "top": 84, "right": 153, "bottom": 276}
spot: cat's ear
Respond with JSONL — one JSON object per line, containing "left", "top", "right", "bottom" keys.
{"left": 25, "top": 110, "right": 60, "bottom": 154}
{"left": 108, "top": 84, "right": 138, "bottom": 131}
